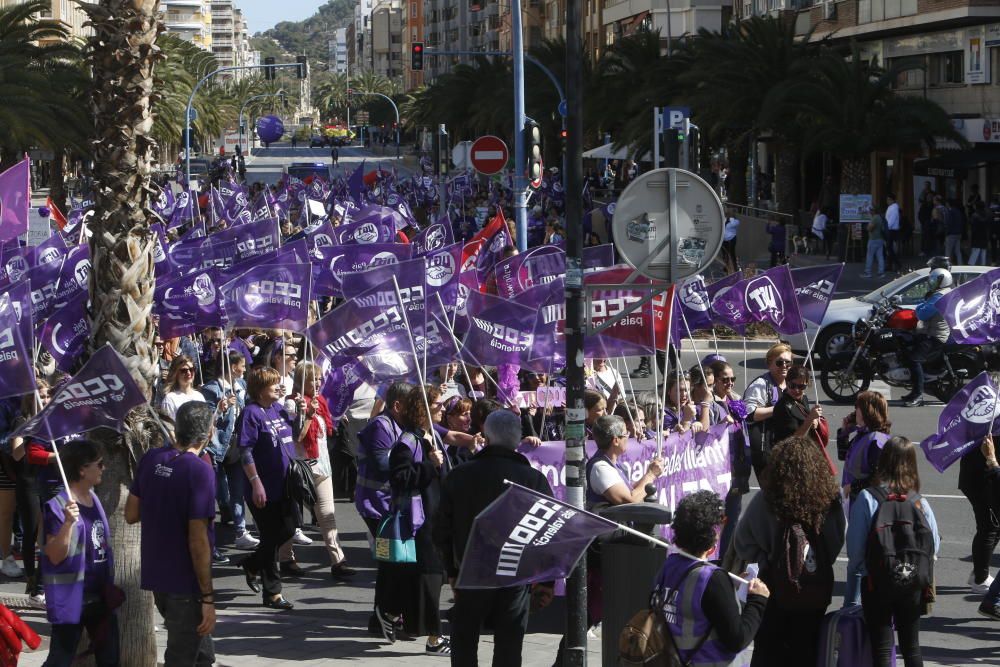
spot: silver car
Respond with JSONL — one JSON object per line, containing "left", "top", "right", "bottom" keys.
{"left": 799, "top": 265, "right": 992, "bottom": 360}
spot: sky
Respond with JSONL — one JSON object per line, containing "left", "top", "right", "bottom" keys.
{"left": 238, "top": 0, "right": 325, "bottom": 34}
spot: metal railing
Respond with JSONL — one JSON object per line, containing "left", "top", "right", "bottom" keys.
{"left": 724, "top": 202, "right": 795, "bottom": 221}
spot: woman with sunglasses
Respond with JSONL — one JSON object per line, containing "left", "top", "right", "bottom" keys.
{"left": 770, "top": 365, "right": 823, "bottom": 446}
{"left": 744, "top": 343, "right": 793, "bottom": 479}
{"left": 161, "top": 355, "right": 207, "bottom": 422}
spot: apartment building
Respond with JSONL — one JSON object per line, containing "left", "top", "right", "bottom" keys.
{"left": 162, "top": 0, "right": 213, "bottom": 50}
{"left": 211, "top": 0, "right": 236, "bottom": 67}
{"left": 354, "top": 0, "right": 375, "bottom": 72}
{"left": 739, "top": 0, "right": 1000, "bottom": 219}
{"left": 329, "top": 27, "right": 349, "bottom": 73}
{"left": 372, "top": 0, "right": 404, "bottom": 83}
{"left": 0, "top": 0, "right": 93, "bottom": 44}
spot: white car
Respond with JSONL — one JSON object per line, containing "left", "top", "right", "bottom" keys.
{"left": 796, "top": 265, "right": 993, "bottom": 360}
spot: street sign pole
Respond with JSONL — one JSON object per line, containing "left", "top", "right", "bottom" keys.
{"left": 512, "top": 0, "right": 527, "bottom": 252}
{"left": 564, "top": 0, "right": 586, "bottom": 661}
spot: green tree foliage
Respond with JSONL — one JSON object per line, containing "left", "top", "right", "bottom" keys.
{"left": 260, "top": 0, "right": 355, "bottom": 63}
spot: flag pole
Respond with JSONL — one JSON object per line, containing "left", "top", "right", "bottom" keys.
{"left": 500, "top": 480, "right": 749, "bottom": 585}
{"left": 652, "top": 291, "right": 664, "bottom": 458}
{"left": 432, "top": 292, "right": 503, "bottom": 398}
{"left": 802, "top": 327, "right": 822, "bottom": 407}
{"left": 34, "top": 386, "right": 72, "bottom": 503}
{"left": 433, "top": 292, "right": 474, "bottom": 396}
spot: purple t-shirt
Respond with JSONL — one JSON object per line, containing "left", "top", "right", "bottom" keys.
{"left": 239, "top": 402, "right": 295, "bottom": 501}
{"left": 129, "top": 446, "right": 217, "bottom": 595}
{"left": 43, "top": 498, "right": 111, "bottom": 595}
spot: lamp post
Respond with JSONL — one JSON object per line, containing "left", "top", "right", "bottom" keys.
{"left": 350, "top": 90, "right": 401, "bottom": 159}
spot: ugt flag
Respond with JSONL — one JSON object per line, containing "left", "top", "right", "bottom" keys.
{"left": 935, "top": 266, "right": 1000, "bottom": 344}
{"left": 792, "top": 263, "right": 845, "bottom": 325}
{"left": 12, "top": 345, "right": 145, "bottom": 442}
{"left": 0, "top": 159, "right": 29, "bottom": 243}
{"left": 920, "top": 371, "right": 1000, "bottom": 472}
{"left": 456, "top": 482, "right": 618, "bottom": 589}
{"left": 711, "top": 265, "right": 805, "bottom": 335}
{"left": 220, "top": 263, "right": 312, "bottom": 331}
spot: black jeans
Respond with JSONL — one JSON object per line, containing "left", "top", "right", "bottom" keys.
{"left": 863, "top": 594, "right": 923, "bottom": 667}
{"left": 964, "top": 486, "right": 1000, "bottom": 582}
{"left": 885, "top": 229, "right": 900, "bottom": 271}
{"left": 154, "top": 593, "right": 215, "bottom": 666}
{"left": 43, "top": 617, "right": 120, "bottom": 667}
{"left": 450, "top": 586, "right": 530, "bottom": 667}
{"left": 15, "top": 470, "right": 62, "bottom": 585}
{"left": 750, "top": 606, "right": 825, "bottom": 667}
{"left": 244, "top": 498, "right": 297, "bottom": 599}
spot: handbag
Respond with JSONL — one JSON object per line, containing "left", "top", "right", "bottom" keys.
{"left": 374, "top": 504, "right": 417, "bottom": 564}
{"left": 793, "top": 402, "right": 837, "bottom": 476}
{"left": 285, "top": 458, "right": 317, "bottom": 507}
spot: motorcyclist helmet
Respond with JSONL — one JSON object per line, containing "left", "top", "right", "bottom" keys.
{"left": 926, "top": 256, "right": 952, "bottom": 271}
{"left": 928, "top": 267, "right": 953, "bottom": 291}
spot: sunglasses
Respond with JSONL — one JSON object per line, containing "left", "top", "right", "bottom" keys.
{"left": 774, "top": 359, "right": 793, "bottom": 368}
{"left": 719, "top": 376, "right": 735, "bottom": 383}
{"left": 180, "top": 367, "right": 195, "bottom": 375}
{"left": 789, "top": 382, "right": 809, "bottom": 391}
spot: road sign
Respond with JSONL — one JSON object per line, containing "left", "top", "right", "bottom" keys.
{"left": 664, "top": 106, "right": 690, "bottom": 130}
{"left": 452, "top": 140, "right": 472, "bottom": 169}
{"left": 469, "top": 135, "right": 509, "bottom": 175}
{"left": 611, "top": 168, "right": 724, "bottom": 282}
{"left": 186, "top": 107, "right": 198, "bottom": 124}
{"left": 558, "top": 100, "right": 567, "bottom": 118}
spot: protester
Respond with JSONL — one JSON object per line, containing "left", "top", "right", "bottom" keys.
{"left": 586, "top": 358, "right": 623, "bottom": 410}
{"left": 214, "top": 352, "right": 258, "bottom": 551}
{"left": 688, "top": 363, "right": 721, "bottom": 429}
{"left": 433, "top": 409, "right": 554, "bottom": 666}
{"left": 769, "top": 364, "right": 823, "bottom": 445}
{"left": 845, "top": 436, "right": 939, "bottom": 667}
{"left": 744, "top": 343, "right": 792, "bottom": 479}
{"left": 651, "top": 491, "right": 769, "bottom": 666}
{"left": 977, "top": 433, "right": 1000, "bottom": 620}
{"left": 734, "top": 435, "right": 844, "bottom": 666}
{"left": 663, "top": 373, "right": 701, "bottom": 433}
{"left": 280, "top": 362, "right": 356, "bottom": 580}
{"left": 161, "top": 355, "right": 207, "bottom": 421}
{"left": 356, "top": 381, "right": 411, "bottom": 636}
{"left": 838, "top": 391, "right": 892, "bottom": 505}
{"left": 902, "top": 264, "right": 952, "bottom": 407}
{"left": 379, "top": 386, "right": 449, "bottom": 654}
{"left": 439, "top": 396, "right": 476, "bottom": 465}
{"left": 961, "top": 416, "right": 1000, "bottom": 596}
{"left": 237, "top": 366, "right": 298, "bottom": 610}
{"left": 885, "top": 193, "right": 901, "bottom": 271}
{"left": 587, "top": 415, "right": 663, "bottom": 509}
{"left": 198, "top": 356, "right": 240, "bottom": 565}
{"left": 969, "top": 200, "right": 991, "bottom": 265}
{"left": 126, "top": 402, "right": 217, "bottom": 664}
{"left": 40, "top": 441, "right": 119, "bottom": 667}
{"left": 709, "top": 360, "right": 751, "bottom": 559}
{"left": 583, "top": 390, "right": 606, "bottom": 437}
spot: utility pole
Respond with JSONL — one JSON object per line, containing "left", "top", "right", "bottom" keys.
{"left": 564, "top": 0, "right": 587, "bottom": 663}
{"left": 512, "top": 0, "right": 527, "bottom": 252}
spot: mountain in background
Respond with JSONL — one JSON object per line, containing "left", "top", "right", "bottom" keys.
{"left": 254, "top": 0, "right": 354, "bottom": 65}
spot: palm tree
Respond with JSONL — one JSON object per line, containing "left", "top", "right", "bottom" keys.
{"left": 82, "top": 0, "right": 163, "bottom": 663}
{"left": 776, "top": 46, "right": 965, "bottom": 194}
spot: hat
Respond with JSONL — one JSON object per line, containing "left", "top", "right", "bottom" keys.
{"left": 701, "top": 353, "right": 726, "bottom": 366}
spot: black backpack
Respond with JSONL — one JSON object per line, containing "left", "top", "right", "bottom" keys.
{"left": 763, "top": 520, "right": 834, "bottom": 612}
{"left": 864, "top": 487, "right": 934, "bottom": 602}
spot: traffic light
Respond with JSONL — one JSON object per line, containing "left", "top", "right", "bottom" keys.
{"left": 263, "top": 56, "right": 276, "bottom": 81}
{"left": 559, "top": 128, "right": 568, "bottom": 152}
{"left": 411, "top": 42, "right": 424, "bottom": 71}
{"left": 279, "top": 91, "right": 287, "bottom": 109}
{"left": 296, "top": 55, "right": 308, "bottom": 79}
{"left": 524, "top": 119, "right": 542, "bottom": 188}
{"left": 346, "top": 88, "right": 353, "bottom": 104}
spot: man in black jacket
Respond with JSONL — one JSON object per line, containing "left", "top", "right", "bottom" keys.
{"left": 433, "top": 410, "right": 554, "bottom": 666}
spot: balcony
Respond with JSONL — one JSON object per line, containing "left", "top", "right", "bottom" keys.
{"left": 164, "top": 0, "right": 203, "bottom": 8}
{"left": 166, "top": 21, "right": 204, "bottom": 31}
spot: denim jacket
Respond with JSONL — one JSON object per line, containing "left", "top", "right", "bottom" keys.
{"left": 199, "top": 378, "right": 246, "bottom": 464}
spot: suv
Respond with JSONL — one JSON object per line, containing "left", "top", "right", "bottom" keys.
{"left": 284, "top": 162, "right": 333, "bottom": 182}
{"left": 309, "top": 135, "right": 327, "bottom": 148}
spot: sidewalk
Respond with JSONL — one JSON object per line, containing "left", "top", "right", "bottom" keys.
{"left": 4, "top": 498, "right": 601, "bottom": 666}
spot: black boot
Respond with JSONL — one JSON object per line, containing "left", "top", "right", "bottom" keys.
{"left": 631, "top": 357, "right": 651, "bottom": 378}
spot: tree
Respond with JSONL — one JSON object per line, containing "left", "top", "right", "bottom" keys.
{"left": 82, "top": 0, "right": 163, "bottom": 663}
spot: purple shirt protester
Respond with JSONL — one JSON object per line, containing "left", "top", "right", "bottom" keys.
{"left": 129, "top": 446, "right": 216, "bottom": 595}
{"left": 239, "top": 402, "right": 296, "bottom": 501}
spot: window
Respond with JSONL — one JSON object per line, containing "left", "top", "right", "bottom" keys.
{"left": 858, "top": 0, "right": 917, "bottom": 23}
{"left": 411, "top": 2, "right": 417, "bottom": 15}
{"left": 888, "top": 55, "right": 924, "bottom": 89}
{"left": 929, "top": 51, "right": 963, "bottom": 86}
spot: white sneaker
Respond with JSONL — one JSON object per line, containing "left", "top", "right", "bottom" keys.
{"left": 292, "top": 528, "right": 312, "bottom": 546}
{"left": 234, "top": 532, "right": 260, "bottom": 550}
{"left": 28, "top": 591, "right": 44, "bottom": 607}
{"left": 969, "top": 572, "right": 995, "bottom": 594}
{"left": 1, "top": 555, "right": 22, "bottom": 578}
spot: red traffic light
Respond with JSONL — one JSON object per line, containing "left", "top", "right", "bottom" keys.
{"left": 560, "top": 129, "right": 568, "bottom": 138}
{"left": 414, "top": 44, "right": 423, "bottom": 53}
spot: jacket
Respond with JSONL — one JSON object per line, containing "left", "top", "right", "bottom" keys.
{"left": 200, "top": 379, "right": 243, "bottom": 464}
{"left": 733, "top": 492, "right": 845, "bottom": 574}
{"left": 432, "top": 445, "right": 552, "bottom": 580}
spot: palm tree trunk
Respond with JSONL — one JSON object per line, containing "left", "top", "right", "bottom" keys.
{"left": 774, "top": 143, "right": 798, "bottom": 217}
{"left": 726, "top": 137, "right": 748, "bottom": 206}
{"left": 84, "top": 1, "right": 163, "bottom": 665}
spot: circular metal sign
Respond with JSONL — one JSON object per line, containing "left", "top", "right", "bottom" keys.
{"left": 611, "top": 168, "right": 724, "bottom": 282}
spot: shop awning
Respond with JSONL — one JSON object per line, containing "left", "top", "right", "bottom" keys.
{"left": 914, "top": 147, "right": 1000, "bottom": 177}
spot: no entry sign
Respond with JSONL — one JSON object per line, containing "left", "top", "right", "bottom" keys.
{"left": 470, "top": 135, "right": 509, "bottom": 175}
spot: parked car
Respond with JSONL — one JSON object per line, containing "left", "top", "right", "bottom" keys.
{"left": 799, "top": 265, "right": 993, "bottom": 360}
{"left": 309, "top": 135, "right": 327, "bottom": 148}
{"left": 284, "top": 162, "right": 333, "bottom": 182}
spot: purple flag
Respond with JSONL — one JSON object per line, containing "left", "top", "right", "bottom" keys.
{"left": 306, "top": 286, "right": 408, "bottom": 360}
{"left": 220, "top": 263, "right": 312, "bottom": 331}
{"left": 495, "top": 246, "right": 563, "bottom": 299}
{"left": 671, "top": 276, "right": 714, "bottom": 345}
{"left": 935, "top": 266, "right": 1000, "bottom": 344}
{"left": 312, "top": 243, "right": 412, "bottom": 297}
{"left": 461, "top": 291, "right": 552, "bottom": 370}
{"left": 40, "top": 296, "right": 89, "bottom": 372}
{"left": 0, "top": 282, "right": 33, "bottom": 354}
{"left": 411, "top": 219, "right": 454, "bottom": 256}
{"left": 792, "top": 263, "right": 845, "bottom": 325}
{"left": 21, "top": 259, "right": 64, "bottom": 321}
{"left": 321, "top": 357, "right": 374, "bottom": 420}
{"left": 151, "top": 182, "right": 175, "bottom": 222}
{"left": 711, "top": 265, "right": 805, "bottom": 335}
{"left": 34, "top": 234, "right": 67, "bottom": 268}
{"left": 50, "top": 244, "right": 90, "bottom": 311}
{"left": 920, "top": 371, "right": 1000, "bottom": 473}
{"left": 12, "top": 345, "right": 145, "bottom": 442}
{"left": 2, "top": 245, "right": 33, "bottom": 285}
{"left": 154, "top": 268, "right": 227, "bottom": 338}
{"left": 150, "top": 223, "right": 175, "bottom": 279}
{"left": 168, "top": 188, "right": 198, "bottom": 230}
{"left": 0, "top": 316, "right": 35, "bottom": 399}
{"left": 0, "top": 159, "right": 29, "bottom": 243}
{"left": 251, "top": 188, "right": 279, "bottom": 222}
{"left": 475, "top": 225, "right": 512, "bottom": 287}
{"left": 455, "top": 482, "right": 617, "bottom": 589}
{"left": 335, "top": 218, "right": 394, "bottom": 245}
{"left": 347, "top": 162, "right": 366, "bottom": 204}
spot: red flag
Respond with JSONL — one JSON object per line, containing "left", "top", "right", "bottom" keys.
{"left": 45, "top": 196, "right": 68, "bottom": 231}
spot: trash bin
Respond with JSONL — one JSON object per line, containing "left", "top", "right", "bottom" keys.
{"left": 598, "top": 503, "right": 672, "bottom": 667}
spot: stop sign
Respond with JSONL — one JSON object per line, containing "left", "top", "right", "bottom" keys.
{"left": 470, "top": 135, "right": 509, "bottom": 175}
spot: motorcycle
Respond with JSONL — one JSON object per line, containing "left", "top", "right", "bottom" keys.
{"left": 819, "top": 296, "right": 985, "bottom": 404}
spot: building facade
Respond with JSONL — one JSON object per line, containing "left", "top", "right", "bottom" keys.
{"left": 330, "top": 27, "right": 349, "bottom": 73}
{"left": 372, "top": 0, "right": 404, "bottom": 83}
{"left": 162, "top": 0, "right": 213, "bottom": 50}
{"left": 4, "top": 0, "right": 93, "bottom": 44}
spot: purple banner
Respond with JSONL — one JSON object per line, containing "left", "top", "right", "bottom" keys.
{"left": 935, "top": 267, "right": 1000, "bottom": 344}
{"left": 12, "top": 345, "right": 146, "bottom": 443}
{"left": 321, "top": 357, "right": 373, "bottom": 420}
{"left": 220, "top": 262, "right": 312, "bottom": 331}
{"left": 312, "top": 243, "right": 412, "bottom": 297}
{"left": 919, "top": 371, "right": 1000, "bottom": 472}
{"left": 0, "top": 159, "right": 29, "bottom": 243}
{"left": 792, "top": 263, "right": 845, "bottom": 325}
{"left": 411, "top": 220, "right": 454, "bottom": 256}
{"left": 40, "top": 296, "right": 89, "bottom": 372}
{"left": 711, "top": 265, "right": 805, "bottom": 335}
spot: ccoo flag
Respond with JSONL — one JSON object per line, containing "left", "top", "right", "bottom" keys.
{"left": 220, "top": 262, "right": 312, "bottom": 331}
{"left": 919, "top": 371, "right": 1000, "bottom": 472}
{"left": 456, "top": 482, "right": 618, "bottom": 589}
{"left": 792, "top": 263, "right": 845, "bottom": 325}
{"left": 12, "top": 345, "right": 145, "bottom": 442}
{"left": 935, "top": 266, "right": 1000, "bottom": 344}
